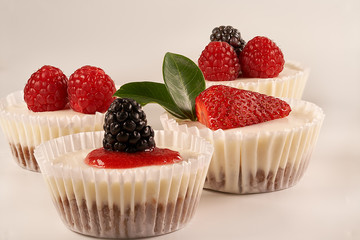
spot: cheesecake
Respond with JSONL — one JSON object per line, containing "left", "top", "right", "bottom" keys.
{"left": 34, "top": 130, "right": 213, "bottom": 238}
{"left": 161, "top": 98, "right": 324, "bottom": 194}
{"left": 0, "top": 91, "right": 104, "bottom": 171}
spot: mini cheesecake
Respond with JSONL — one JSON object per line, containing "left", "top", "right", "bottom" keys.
{"left": 114, "top": 52, "right": 324, "bottom": 194}
{"left": 34, "top": 130, "right": 213, "bottom": 238}
{"left": 161, "top": 98, "right": 324, "bottom": 194}
{"left": 205, "top": 62, "right": 308, "bottom": 99}
{"left": 0, "top": 91, "right": 104, "bottom": 171}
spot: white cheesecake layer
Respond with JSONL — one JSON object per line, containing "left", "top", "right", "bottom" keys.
{"left": 205, "top": 62, "right": 309, "bottom": 99}
{"left": 35, "top": 131, "right": 213, "bottom": 206}
{"left": 0, "top": 91, "right": 104, "bottom": 147}
{"left": 45, "top": 148, "right": 202, "bottom": 205}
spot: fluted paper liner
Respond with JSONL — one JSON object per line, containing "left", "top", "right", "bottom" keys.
{"left": 205, "top": 62, "right": 309, "bottom": 99}
{"left": 160, "top": 99, "right": 324, "bottom": 194}
{"left": 34, "top": 130, "right": 213, "bottom": 238}
{"left": 0, "top": 91, "right": 104, "bottom": 172}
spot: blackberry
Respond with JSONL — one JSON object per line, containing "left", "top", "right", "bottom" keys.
{"left": 103, "top": 98, "right": 155, "bottom": 153}
{"left": 210, "top": 25, "right": 246, "bottom": 55}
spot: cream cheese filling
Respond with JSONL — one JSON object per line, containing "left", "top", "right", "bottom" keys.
{"left": 45, "top": 149, "right": 204, "bottom": 206}
{"left": 0, "top": 98, "right": 104, "bottom": 146}
{"left": 205, "top": 62, "right": 308, "bottom": 99}
{"left": 5, "top": 102, "right": 86, "bottom": 117}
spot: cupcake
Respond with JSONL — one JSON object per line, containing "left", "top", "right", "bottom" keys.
{"left": 0, "top": 65, "right": 116, "bottom": 171}
{"left": 199, "top": 26, "right": 309, "bottom": 99}
{"left": 34, "top": 98, "right": 213, "bottom": 238}
{"left": 115, "top": 52, "right": 324, "bottom": 194}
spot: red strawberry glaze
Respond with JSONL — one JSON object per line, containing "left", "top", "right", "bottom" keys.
{"left": 85, "top": 147, "right": 182, "bottom": 169}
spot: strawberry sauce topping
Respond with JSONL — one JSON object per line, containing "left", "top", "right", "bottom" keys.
{"left": 85, "top": 147, "right": 182, "bottom": 169}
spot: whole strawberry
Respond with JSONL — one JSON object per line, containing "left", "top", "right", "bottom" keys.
{"left": 68, "top": 66, "right": 116, "bottom": 114}
{"left": 195, "top": 85, "right": 291, "bottom": 130}
{"left": 24, "top": 65, "right": 68, "bottom": 112}
{"left": 240, "top": 36, "right": 285, "bottom": 78}
{"left": 198, "top": 41, "right": 241, "bottom": 81}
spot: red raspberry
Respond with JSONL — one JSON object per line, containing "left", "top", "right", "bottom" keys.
{"left": 24, "top": 65, "right": 68, "bottom": 112}
{"left": 195, "top": 85, "right": 291, "bottom": 130}
{"left": 198, "top": 41, "right": 241, "bottom": 81}
{"left": 68, "top": 66, "right": 116, "bottom": 114}
{"left": 240, "top": 36, "right": 285, "bottom": 78}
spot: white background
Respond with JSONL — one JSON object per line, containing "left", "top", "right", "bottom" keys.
{"left": 0, "top": 0, "right": 359, "bottom": 239}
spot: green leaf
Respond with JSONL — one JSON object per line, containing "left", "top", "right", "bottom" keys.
{"left": 113, "top": 82, "right": 187, "bottom": 119}
{"left": 162, "top": 52, "right": 205, "bottom": 121}
{"left": 114, "top": 53, "right": 206, "bottom": 121}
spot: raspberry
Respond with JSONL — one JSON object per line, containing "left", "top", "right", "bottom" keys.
{"left": 24, "top": 65, "right": 68, "bottom": 112}
{"left": 195, "top": 85, "right": 291, "bottom": 130}
{"left": 103, "top": 98, "right": 155, "bottom": 153}
{"left": 210, "top": 25, "right": 246, "bottom": 55}
{"left": 198, "top": 41, "right": 241, "bottom": 81}
{"left": 239, "top": 36, "right": 285, "bottom": 78}
{"left": 68, "top": 65, "right": 116, "bottom": 114}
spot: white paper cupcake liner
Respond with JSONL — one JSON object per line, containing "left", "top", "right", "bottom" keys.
{"left": 160, "top": 99, "right": 324, "bottom": 194}
{"left": 0, "top": 91, "right": 105, "bottom": 172}
{"left": 34, "top": 130, "right": 213, "bottom": 238}
{"left": 205, "top": 62, "right": 309, "bottom": 99}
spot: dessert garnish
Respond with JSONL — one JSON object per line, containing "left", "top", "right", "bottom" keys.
{"left": 114, "top": 52, "right": 292, "bottom": 130}
{"left": 239, "top": 36, "right": 284, "bottom": 78}
{"left": 114, "top": 53, "right": 205, "bottom": 121}
{"left": 24, "top": 65, "right": 116, "bottom": 114}
{"left": 85, "top": 147, "right": 181, "bottom": 169}
{"left": 198, "top": 41, "right": 241, "bottom": 81}
{"left": 195, "top": 85, "right": 291, "bottom": 130}
{"left": 85, "top": 97, "right": 182, "bottom": 169}
{"left": 24, "top": 65, "right": 68, "bottom": 112}
{"left": 200, "top": 25, "right": 285, "bottom": 80}
{"left": 210, "top": 25, "right": 246, "bottom": 55}
{"left": 68, "top": 65, "right": 116, "bottom": 114}
{"left": 103, "top": 98, "right": 155, "bottom": 152}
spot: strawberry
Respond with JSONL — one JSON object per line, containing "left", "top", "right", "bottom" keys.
{"left": 195, "top": 85, "right": 291, "bottom": 130}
